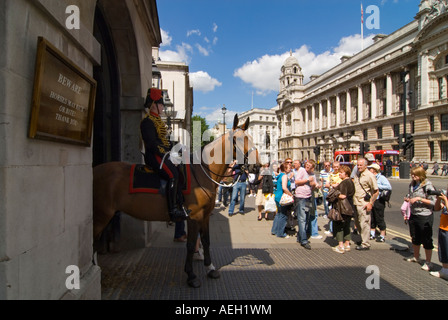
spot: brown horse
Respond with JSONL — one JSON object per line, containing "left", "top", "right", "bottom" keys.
{"left": 93, "top": 114, "right": 260, "bottom": 288}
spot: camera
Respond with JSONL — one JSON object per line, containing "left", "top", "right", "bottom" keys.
{"left": 364, "top": 194, "right": 371, "bottom": 202}
{"left": 427, "top": 189, "right": 447, "bottom": 196}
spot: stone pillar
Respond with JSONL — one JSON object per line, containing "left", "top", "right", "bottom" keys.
{"left": 327, "top": 98, "right": 331, "bottom": 128}
{"left": 305, "top": 107, "right": 309, "bottom": 132}
{"left": 420, "top": 51, "right": 430, "bottom": 107}
{"left": 319, "top": 101, "right": 323, "bottom": 130}
{"left": 371, "top": 79, "right": 377, "bottom": 119}
{"left": 386, "top": 73, "right": 393, "bottom": 116}
{"left": 311, "top": 105, "right": 316, "bottom": 132}
{"left": 336, "top": 94, "right": 341, "bottom": 127}
{"left": 346, "top": 90, "right": 352, "bottom": 124}
{"left": 357, "top": 85, "right": 363, "bottom": 122}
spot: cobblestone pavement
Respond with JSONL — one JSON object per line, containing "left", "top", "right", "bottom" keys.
{"left": 98, "top": 196, "right": 448, "bottom": 300}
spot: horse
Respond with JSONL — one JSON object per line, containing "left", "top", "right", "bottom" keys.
{"left": 93, "top": 114, "right": 260, "bottom": 288}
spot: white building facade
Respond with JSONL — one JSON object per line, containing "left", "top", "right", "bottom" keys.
{"left": 239, "top": 108, "right": 279, "bottom": 164}
{"left": 276, "top": 1, "right": 448, "bottom": 165}
{"left": 152, "top": 47, "right": 194, "bottom": 147}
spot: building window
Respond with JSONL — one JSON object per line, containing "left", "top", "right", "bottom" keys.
{"left": 442, "top": 114, "right": 448, "bottom": 131}
{"left": 430, "top": 115, "right": 435, "bottom": 132}
{"left": 377, "top": 127, "right": 383, "bottom": 139}
{"left": 393, "top": 124, "right": 400, "bottom": 137}
{"left": 441, "top": 141, "right": 448, "bottom": 162}
{"left": 429, "top": 141, "right": 434, "bottom": 161}
{"left": 363, "top": 129, "right": 368, "bottom": 140}
{"left": 439, "top": 78, "right": 444, "bottom": 100}
{"left": 411, "top": 121, "right": 415, "bottom": 134}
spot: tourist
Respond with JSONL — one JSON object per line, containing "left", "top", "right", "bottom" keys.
{"left": 353, "top": 157, "right": 379, "bottom": 251}
{"left": 431, "top": 190, "right": 448, "bottom": 280}
{"left": 255, "top": 163, "right": 274, "bottom": 221}
{"left": 228, "top": 161, "right": 249, "bottom": 216}
{"left": 432, "top": 162, "right": 439, "bottom": 176}
{"left": 403, "top": 166, "right": 437, "bottom": 271}
{"left": 368, "top": 163, "right": 392, "bottom": 243}
{"left": 271, "top": 163, "right": 294, "bottom": 238}
{"left": 294, "top": 159, "right": 318, "bottom": 250}
{"left": 320, "top": 161, "right": 333, "bottom": 218}
{"left": 331, "top": 165, "right": 355, "bottom": 254}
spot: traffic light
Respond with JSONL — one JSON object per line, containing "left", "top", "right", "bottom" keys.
{"left": 397, "top": 134, "right": 404, "bottom": 150}
{"left": 360, "top": 142, "right": 364, "bottom": 155}
{"left": 313, "top": 146, "right": 320, "bottom": 156}
{"left": 405, "top": 134, "right": 414, "bottom": 151}
{"left": 364, "top": 142, "right": 370, "bottom": 153}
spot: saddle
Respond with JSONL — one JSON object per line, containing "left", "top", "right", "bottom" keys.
{"left": 129, "top": 164, "right": 191, "bottom": 195}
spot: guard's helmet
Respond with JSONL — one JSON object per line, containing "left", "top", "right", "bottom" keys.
{"left": 144, "top": 88, "right": 164, "bottom": 108}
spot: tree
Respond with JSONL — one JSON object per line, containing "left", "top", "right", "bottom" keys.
{"left": 192, "top": 115, "right": 214, "bottom": 147}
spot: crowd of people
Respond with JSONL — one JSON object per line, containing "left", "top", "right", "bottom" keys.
{"left": 213, "top": 156, "right": 448, "bottom": 281}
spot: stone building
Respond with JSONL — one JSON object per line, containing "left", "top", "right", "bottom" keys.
{"left": 152, "top": 47, "right": 193, "bottom": 148}
{"left": 238, "top": 108, "right": 279, "bottom": 164}
{"left": 0, "top": 0, "right": 163, "bottom": 299}
{"left": 276, "top": 1, "right": 448, "bottom": 165}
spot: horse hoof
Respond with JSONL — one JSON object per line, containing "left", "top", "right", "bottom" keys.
{"left": 188, "top": 278, "right": 201, "bottom": 288}
{"left": 207, "top": 270, "right": 220, "bottom": 279}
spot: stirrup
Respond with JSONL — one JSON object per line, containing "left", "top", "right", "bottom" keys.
{"left": 170, "top": 207, "right": 189, "bottom": 222}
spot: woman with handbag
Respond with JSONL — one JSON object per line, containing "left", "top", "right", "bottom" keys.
{"left": 271, "top": 163, "right": 294, "bottom": 238}
{"left": 331, "top": 165, "right": 355, "bottom": 254}
{"left": 403, "top": 166, "right": 437, "bottom": 271}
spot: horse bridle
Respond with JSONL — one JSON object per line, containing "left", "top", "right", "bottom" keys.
{"left": 197, "top": 129, "right": 257, "bottom": 188}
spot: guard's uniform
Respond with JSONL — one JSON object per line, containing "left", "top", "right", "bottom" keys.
{"left": 140, "top": 88, "right": 187, "bottom": 221}
{"left": 140, "top": 111, "right": 178, "bottom": 181}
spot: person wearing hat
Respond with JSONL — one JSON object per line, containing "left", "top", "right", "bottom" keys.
{"left": 350, "top": 153, "right": 375, "bottom": 179}
{"left": 140, "top": 88, "right": 189, "bottom": 221}
{"left": 353, "top": 157, "right": 379, "bottom": 250}
{"left": 368, "top": 163, "right": 392, "bottom": 243}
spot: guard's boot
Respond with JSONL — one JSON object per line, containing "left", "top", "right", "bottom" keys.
{"left": 167, "top": 178, "right": 189, "bottom": 221}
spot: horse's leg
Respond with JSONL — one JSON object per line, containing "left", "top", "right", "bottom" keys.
{"left": 200, "top": 214, "right": 220, "bottom": 280}
{"left": 185, "top": 218, "right": 201, "bottom": 288}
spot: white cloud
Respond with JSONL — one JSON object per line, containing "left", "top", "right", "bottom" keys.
{"left": 196, "top": 44, "right": 210, "bottom": 56}
{"left": 159, "top": 42, "right": 193, "bottom": 64}
{"left": 213, "top": 23, "right": 218, "bottom": 33}
{"left": 160, "top": 29, "right": 172, "bottom": 47}
{"left": 190, "top": 71, "right": 222, "bottom": 93}
{"left": 234, "top": 34, "right": 375, "bottom": 95}
{"left": 187, "top": 29, "right": 201, "bottom": 37}
{"left": 196, "top": 107, "right": 237, "bottom": 128}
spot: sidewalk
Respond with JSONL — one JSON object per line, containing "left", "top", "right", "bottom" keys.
{"left": 98, "top": 196, "right": 448, "bottom": 300}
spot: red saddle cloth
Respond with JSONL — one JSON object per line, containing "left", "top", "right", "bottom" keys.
{"left": 129, "top": 164, "right": 191, "bottom": 195}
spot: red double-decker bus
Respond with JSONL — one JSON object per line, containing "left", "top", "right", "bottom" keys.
{"left": 334, "top": 150, "right": 400, "bottom": 170}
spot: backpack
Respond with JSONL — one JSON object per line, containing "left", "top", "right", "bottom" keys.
{"left": 261, "top": 175, "right": 273, "bottom": 194}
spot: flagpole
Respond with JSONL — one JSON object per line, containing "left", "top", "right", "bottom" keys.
{"left": 361, "top": 3, "right": 364, "bottom": 50}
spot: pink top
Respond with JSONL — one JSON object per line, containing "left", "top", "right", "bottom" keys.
{"left": 294, "top": 167, "right": 314, "bottom": 198}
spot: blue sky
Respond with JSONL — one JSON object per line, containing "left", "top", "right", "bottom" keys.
{"left": 156, "top": 0, "right": 420, "bottom": 127}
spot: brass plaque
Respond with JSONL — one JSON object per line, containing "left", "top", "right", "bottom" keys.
{"left": 29, "top": 37, "right": 97, "bottom": 146}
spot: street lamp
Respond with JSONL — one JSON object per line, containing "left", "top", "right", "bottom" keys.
{"left": 162, "top": 90, "right": 175, "bottom": 134}
{"left": 152, "top": 58, "right": 162, "bottom": 89}
{"left": 221, "top": 104, "right": 227, "bottom": 135}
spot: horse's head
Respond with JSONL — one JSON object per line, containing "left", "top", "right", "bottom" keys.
{"left": 229, "top": 114, "right": 260, "bottom": 168}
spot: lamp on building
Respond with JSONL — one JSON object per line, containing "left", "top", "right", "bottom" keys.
{"left": 221, "top": 104, "right": 227, "bottom": 135}
{"left": 152, "top": 58, "right": 162, "bottom": 89}
{"left": 162, "top": 90, "right": 175, "bottom": 133}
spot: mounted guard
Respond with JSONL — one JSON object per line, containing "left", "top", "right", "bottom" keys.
{"left": 140, "top": 88, "right": 190, "bottom": 222}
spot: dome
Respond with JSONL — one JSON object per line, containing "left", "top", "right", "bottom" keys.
{"left": 284, "top": 55, "right": 300, "bottom": 68}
